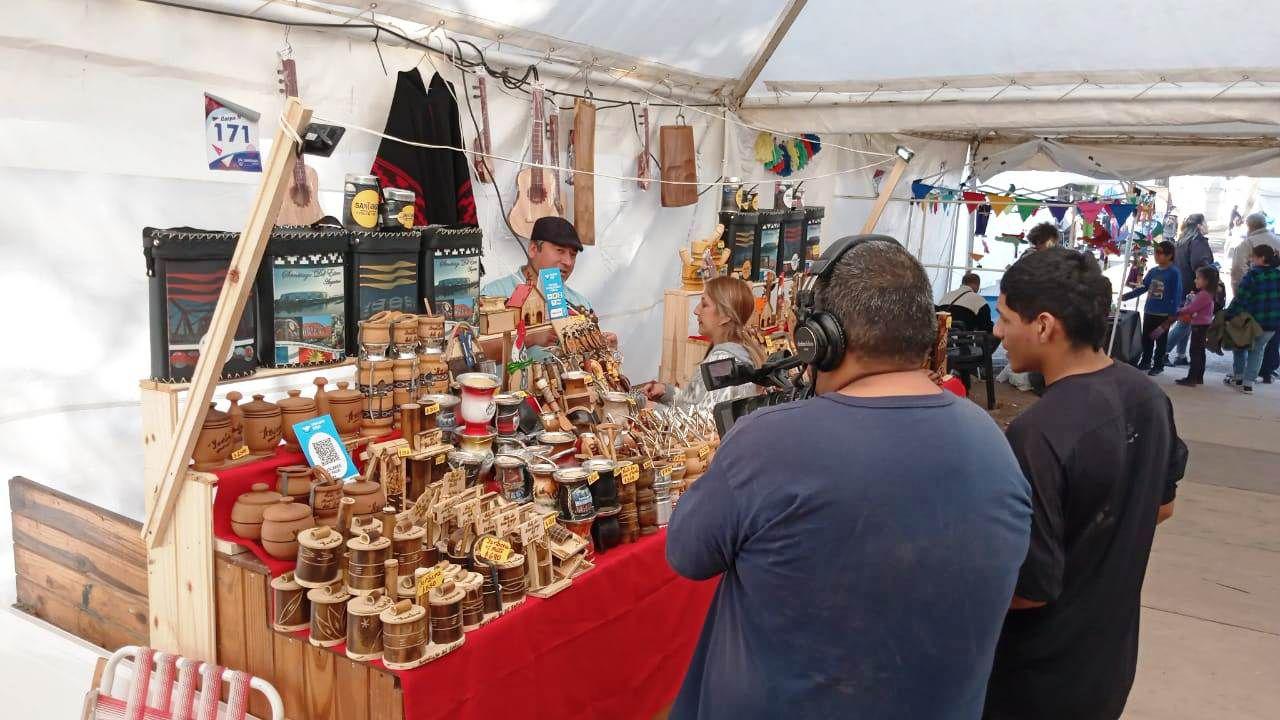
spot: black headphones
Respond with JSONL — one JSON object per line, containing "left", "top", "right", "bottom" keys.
{"left": 793, "top": 234, "right": 902, "bottom": 372}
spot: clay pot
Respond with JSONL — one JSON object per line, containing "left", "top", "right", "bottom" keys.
{"left": 310, "top": 473, "right": 344, "bottom": 526}
{"left": 241, "top": 394, "right": 283, "bottom": 458}
{"left": 276, "top": 465, "right": 313, "bottom": 503}
{"left": 226, "top": 391, "right": 245, "bottom": 447}
{"left": 278, "top": 389, "right": 317, "bottom": 452}
{"left": 192, "top": 403, "right": 234, "bottom": 471}
{"left": 327, "top": 381, "right": 364, "bottom": 438}
{"left": 231, "top": 482, "right": 283, "bottom": 540}
{"left": 683, "top": 443, "right": 708, "bottom": 478}
{"left": 313, "top": 377, "right": 330, "bottom": 417}
{"left": 343, "top": 479, "right": 387, "bottom": 524}
{"left": 391, "top": 315, "right": 419, "bottom": 348}
{"left": 359, "top": 311, "right": 394, "bottom": 353}
{"left": 261, "top": 498, "right": 315, "bottom": 560}
{"left": 417, "top": 314, "right": 445, "bottom": 345}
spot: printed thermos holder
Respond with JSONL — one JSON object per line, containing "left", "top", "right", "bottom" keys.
{"left": 777, "top": 209, "right": 808, "bottom": 275}
{"left": 256, "top": 226, "right": 350, "bottom": 368}
{"left": 420, "top": 225, "right": 484, "bottom": 325}
{"left": 143, "top": 227, "right": 258, "bottom": 382}
{"left": 720, "top": 211, "right": 760, "bottom": 282}
{"left": 754, "top": 210, "right": 784, "bottom": 282}
{"left": 803, "top": 206, "right": 825, "bottom": 268}
{"left": 345, "top": 230, "right": 422, "bottom": 355}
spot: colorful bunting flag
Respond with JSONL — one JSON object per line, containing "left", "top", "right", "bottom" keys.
{"left": 911, "top": 180, "right": 935, "bottom": 200}
{"left": 1076, "top": 201, "right": 1107, "bottom": 223}
{"left": 962, "top": 191, "right": 986, "bottom": 213}
{"left": 1015, "top": 198, "right": 1041, "bottom": 221}
{"left": 975, "top": 204, "right": 992, "bottom": 235}
{"left": 1109, "top": 202, "right": 1137, "bottom": 228}
{"left": 987, "top": 194, "right": 1014, "bottom": 215}
{"left": 1048, "top": 204, "right": 1069, "bottom": 223}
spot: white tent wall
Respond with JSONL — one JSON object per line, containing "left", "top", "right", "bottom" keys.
{"left": 723, "top": 121, "right": 970, "bottom": 296}
{"left": 0, "top": 0, "right": 727, "bottom": 603}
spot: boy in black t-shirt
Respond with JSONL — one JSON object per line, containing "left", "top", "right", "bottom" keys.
{"left": 985, "top": 248, "right": 1188, "bottom": 720}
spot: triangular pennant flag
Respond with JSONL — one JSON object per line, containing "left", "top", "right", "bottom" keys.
{"left": 1015, "top": 198, "right": 1041, "bottom": 221}
{"left": 962, "top": 191, "right": 986, "bottom": 213}
{"left": 987, "top": 194, "right": 1013, "bottom": 215}
{"left": 975, "top": 204, "right": 992, "bottom": 235}
{"left": 1152, "top": 221, "right": 1164, "bottom": 238}
{"left": 1076, "top": 200, "right": 1106, "bottom": 223}
{"left": 911, "top": 180, "right": 935, "bottom": 200}
{"left": 1109, "top": 202, "right": 1137, "bottom": 228}
{"left": 1048, "top": 204, "right": 1068, "bottom": 223}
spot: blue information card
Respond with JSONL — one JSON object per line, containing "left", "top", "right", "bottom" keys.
{"left": 539, "top": 267, "right": 569, "bottom": 320}
{"left": 294, "top": 415, "right": 359, "bottom": 480}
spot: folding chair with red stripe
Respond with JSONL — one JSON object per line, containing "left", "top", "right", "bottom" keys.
{"left": 83, "top": 646, "right": 283, "bottom": 720}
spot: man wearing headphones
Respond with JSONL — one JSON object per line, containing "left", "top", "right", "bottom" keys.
{"left": 665, "top": 236, "right": 1033, "bottom": 719}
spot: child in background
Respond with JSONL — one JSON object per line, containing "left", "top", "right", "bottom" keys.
{"left": 1122, "top": 240, "right": 1183, "bottom": 376}
{"left": 1174, "top": 266, "right": 1219, "bottom": 387}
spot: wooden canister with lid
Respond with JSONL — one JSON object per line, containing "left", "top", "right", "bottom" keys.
{"left": 457, "top": 571, "right": 485, "bottom": 631}
{"left": 295, "top": 525, "right": 344, "bottom": 588}
{"left": 345, "top": 531, "right": 391, "bottom": 596}
{"left": 392, "top": 521, "right": 427, "bottom": 575}
{"left": 307, "top": 581, "right": 352, "bottom": 647}
{"left": 345, "top": 589, "right": 393, "bottom": 661}
{"left": 427, "top": 582, "right": 465, "bottom": 647}
{"left": 270, "top": 572, "right": 310, "bottom": 632}
{"left": 381, "top": 599, "right": 429, "bottom": 670}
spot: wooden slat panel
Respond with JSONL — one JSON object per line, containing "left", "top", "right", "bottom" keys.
{"left": 14, "top": 545, "right": 148, "bottom": 637}
{"left": 334, "top": 656, "right": 370, "bottom": 720}
{"left": 243, "top": 566, "right": 276, "bottom": 720}
{"left": 304, "top": 646, "right": 336, "bottom": 720}
{"left": 274, "top": 633, "right": 310, "bottom": 720}
{"left": 11, "top": 513, "right": 147, "bottom": 597}
{"left": 368, "top": 669, "right": 404, "bottom": 720}
{"left": 16, "top": 580, "right": 142, "bottom": 651}
{"left": 9, "top": 477, "right": 144, "bottom": 568}
{"left": 216, "top": 557, "right": 248, "bottom": 674}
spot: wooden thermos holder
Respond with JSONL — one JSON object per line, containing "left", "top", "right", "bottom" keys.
{"left": 345, "top": 589, "right": 392, "bottom": 661}
{"left": 307, "top": 581, "right": 352, "bottom": 648}
{"left": 270, "top": 572, "right": 310, "bottom": 632}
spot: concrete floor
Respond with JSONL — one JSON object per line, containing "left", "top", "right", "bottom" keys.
{"left": 1118, "top": 369, "right": 1279, "bottom": 718}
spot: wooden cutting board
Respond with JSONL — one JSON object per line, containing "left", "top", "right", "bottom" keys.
{"left": 573, "top": 99, "right": 596, "bottom": 245}
{"left": 660, "top": 124, "right": 698, "bottom": 207}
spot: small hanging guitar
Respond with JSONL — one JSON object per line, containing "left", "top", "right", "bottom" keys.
{"left": 471, "top": 75, "right": 493, "bottom": 184}
{"left": 274, "top": 57, "right": 323, "bottom": 226}
{"left": 507, "top": 84, "right": 561, "bottom": 239}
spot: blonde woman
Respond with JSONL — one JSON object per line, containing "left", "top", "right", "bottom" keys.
{"left": 638, "top": 276, "right": 767, "bottom": 408}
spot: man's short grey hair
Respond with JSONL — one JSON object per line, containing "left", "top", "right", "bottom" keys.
{"left": 1246, "top": 212, "right": 1267, "bottom": 231}
{"left": 815, "top": 239, "right": 936, "bottom": 366}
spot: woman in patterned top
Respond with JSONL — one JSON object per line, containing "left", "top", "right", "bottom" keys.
{"left": 1224, "top": 244, "right": 1280, "bottom": 393}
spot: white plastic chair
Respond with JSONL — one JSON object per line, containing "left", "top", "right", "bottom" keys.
{"left": 83, "top": 646, "right": 284, "bottom": 720}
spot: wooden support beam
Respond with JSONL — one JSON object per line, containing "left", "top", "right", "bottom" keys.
{"left": 731, "top": 0, "right": 808, "bottom": 101}
{"left": 142, "top": 97, "right": 313, "bottom": 548}
{"left": 860, "top": 155, "right": 911, "bottom": 235}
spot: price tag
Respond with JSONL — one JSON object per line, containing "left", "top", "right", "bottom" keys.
{"left": 658, "top": 466, "right": 674, "bottom": 480}
{"left": 416, "top": 566, "right": 445, "bottom": 600}
{"left": 422, "top": 403, "right": 440, "bottom": 415}
{"left": 584, "top": 375, "right": 596, "bottom": 385}
{"left": 543, "top": 514, "right": 558, "bottom": 530}
{"left": 397, "top": 445, "right": 414, "bottom": 458}
{"left": 619, "top": 464, "right": 639, "bottom": 485}
{"left": 586, "top": 471, "right": 600, "bottom": 485}
{"left": 435, "top": 454, "right": 446, "bottom": 465}
{"left": 513, "top": 390, "right": 528, "bottom": 400}
{"left": 230, "top": 445, "right": 250, "bottom": 461}
{"left": 698, "top": 446, "right": 710, "bottom": 462}
{"left": 642, "top": 459, "right": 654, "bottom": 470}
{"left": 416, "top": 429, "right": 442, "bottom": 447}
{"left": 475, "top": 536, "right": 513, "bottom": 563}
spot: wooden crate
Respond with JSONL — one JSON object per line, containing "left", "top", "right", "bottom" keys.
{"left": 9, "top": 476, "right": 149, "bottom": 651}
{"left": 216, "top": 551, "right": 403, "bottom": 720}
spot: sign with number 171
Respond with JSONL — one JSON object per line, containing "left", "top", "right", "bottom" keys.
{"left": 205, "top": 93, "right": 262, "bottom": 172}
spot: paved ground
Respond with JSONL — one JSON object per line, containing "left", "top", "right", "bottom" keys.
{"left": 984, "top": 361, "right": 1279, "bottom": 719}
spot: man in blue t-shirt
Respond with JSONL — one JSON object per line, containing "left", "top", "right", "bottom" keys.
{"left": 666, "top": 237, "right": 1033, "bottom": 720}
{"left": 1121, "top": 240, "right": 1183, "bottom": 376}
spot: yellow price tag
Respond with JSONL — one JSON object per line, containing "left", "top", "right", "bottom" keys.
{"left": 584, "top": 375, "right": 596, "bottom": 384}
{"left": 658, "top": 466, "right": 674, "bottom": 480}
{"left": 642, "top": 459, "right": 653, "bottom": 470}
{"left": 435, "top": 454, "right": 446, "bottom": 465}
{"left": 422, "top": 403, "right": 441, "bottom": 415}
{"left": 475, "top": 536, "right": 513, "bottom": 563}
{"left": 416, "top": 429, "right": 443, "bottom": 447}
{"left": 397, "top": 445, "right": 414, "bottom": 458}
{"left": 513, "top": 390, "right": 528, "bottom": 399}
{"left": 230, "top": 445, "right": 250, "bottom": 461}
{"left": 586, "top": 471, "right": 600, "bottom": 485}
{"left": 543, "top": 514, "right": 558, "bottom": 530}
{"left": 619, "top": 464, "right": 639, "bottom": 485}
{"left": 416, "top": 567, "right": 445, "bottom": 600}
{"left": 698, "top": 446, "right": 710, "bottom": 462}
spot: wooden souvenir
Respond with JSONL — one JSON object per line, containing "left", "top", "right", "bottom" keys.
{"left": 239, "top": 394, "right": 283, "bottom": 459}
{"left": 457, "top": 571, "right": 485, "bottom": 631}
{"left": 342, "top": 479, "right": 386, "bottom": 525}
{"left": 225, "top": 390, "right": 245, "bottom": 447}
{"left": 326, "top": 381, "right": 364, "bottom": 438}
{"left": 427, "top": 583, "right": 465, "bottom": 647}
{"left": 312, "top": 376, "right": 331, "bottom": 417}
{"left": 270, "top": 572, "right": 310, "bottom": 632}
{"left": 416, "top": 347, "right": 449, "bottom": 395}
{"left": 309, "top": 468, "right": 343, "bottom": 527}
{"left": 345, "top": 589, "right": 392, "bottom": 661}
{"left": 277, "top": 389, "right": 317, "bottom": 452}
{"left": 416, "top": 313, "right": 445, "bottom": 346}
{"left": 276, "top": 464, "right": 313, "bottom": 504}
{"left": 335, "top": 496, "right": 356, "bottom": 542}
{"left": 345, "top": 531, "right": 391, "bottom": 596}
{"left": 230, "top": 482, "right": 283, "bottom": 540}
{"left": 407, "top": 443, "right": 451, "bottom": 503}
{"left": 393, "top": 521, "right": 427, "bottom": 575}
{"left": 495, "top": 553, "right": 527, "bottom": 607}
{"left": 260, "top": 498, "right": 315, "bottom": 560}
{"left": 192, "top": 403, "right": 234, "bottom": 471}
{"left": 382, "top": 599, "right": 429, "bottom": 670}
{"left": 358, "top": 310, "right": 393, "bottom": 351}
{"left": 391, "top": 314, "right": 419, "bottom": 349}
{"left": 400, "top": 403, "right": 422, "bottom": 451}
{"left": 295, "top": 525, "right": 344, "bottom": 588}
{"left": 306, "top": 581, "right": 351, "bottom": 648}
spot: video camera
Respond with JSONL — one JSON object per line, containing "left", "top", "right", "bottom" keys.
{"left": 700, "top": 350, "right": 812, "bottom": 438}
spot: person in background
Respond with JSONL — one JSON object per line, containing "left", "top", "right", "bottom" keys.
{"left": 985, "top": 248, "right": 1186, "bottom": 720}
{"left": 1174, "top": 266, "right": 1219, "bottom": 387}
{"left": 1025, "top": 221, "right": 1060, "bottom": 253}
{"left": 1230, "top": 213, "right": 1280, "bottom": 383}
{"left": 1229, "top": 204, "right": 1244, "bottom": 237}
{"left": 482, "top": 216, "right": 593, "bottom": 310}
{"left": 637, "top": 276, "right": 766, "bottom": 408}
{"left": 667, "top": 237, "right": 1031, "bottom": 719}
{"left": 1121, "top": 240, "right": 1182, "bottom": 376}
{"left": 938, "top": 272, "right": 994, "bottom": 333}
{"left": 1166, "top": 213, "right": 1214, "bottom": 366}
{"left": 1223, "top": 244, "right": 1280, "bottom": 394}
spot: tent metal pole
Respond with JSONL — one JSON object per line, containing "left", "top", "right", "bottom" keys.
{"left": 1108, "top": 221, "right": 1136, "bottom": 358}
{"left": 730, "top": 0, "right": 809, "bottom": 101}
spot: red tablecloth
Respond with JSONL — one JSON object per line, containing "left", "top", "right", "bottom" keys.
{"left": 211, "top": 451, "right": 718, "bottom": 720}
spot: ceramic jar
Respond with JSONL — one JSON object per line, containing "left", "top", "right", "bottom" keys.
{"left": 230, "top": 482, "right": 283, "bottom": 540}
{"left": 448, "top": 450, "right": 485, "bottom": 488}
{"left": 278, "top": 389, "right": 317, "bottom": 452}
{"left": 419, "top": 394, "right": 460, "bottom": 434}
{"left": 327, "top": 381, "right": 364, "bottom": 438}
{"left": 494, "top": 393, "right": 523, "bottom": 437}
{"left": 225, "top": 391, "right": 245, "bottom": 447}
{"left": 528, "top": 456, "right": 559, "bottom": 514}
{"left": 537, "top": 431, "right": 577, "bottom": 462}
{"left": 359, "top": 311, "right": 393, "bottom": 357}
{"left": 601, "top": 391, "right": 631, "bottom": 423}
{"left": 583, "top": 458, "right": 619, "bottom": 512}
{"left": 276, "top": 464, "right": 313, "bottom": 503}
{"left": 241, "top": 394, "right": 283, "bottom": 458}
{"left": 494, "top": 454, "right": 529, "bottom": 504}
{"left": 261, "top": 498, "right": 316, "bottom": 559}
{"left": 342, "top": 479, "right": 387, "bottom": 525}
{"left": 310, "top": 472, "right": 344, "bottom": 527}
{"left": 456, "top": 372, "right": 499, "bottom": 437}
{"left": 417, "top": 347, "right": 449, "bottom": 395}
{"left": 192, "top": 403, "right": 234, "bottom": 471}
{"left": 416, "top": 314, "right": 445, "bottom": 346}
{"left": 553, "top": 467, "right": 595, "bottom": 522}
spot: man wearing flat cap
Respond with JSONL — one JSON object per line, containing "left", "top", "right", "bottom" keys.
{"left": 482, "top": 216, "right": 594, "bottom": 311}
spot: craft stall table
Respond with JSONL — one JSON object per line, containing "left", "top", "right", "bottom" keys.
{"left": 211, "top": 449, "right": 716, "bottom": 720}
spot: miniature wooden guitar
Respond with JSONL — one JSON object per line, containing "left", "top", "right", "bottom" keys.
{"left": 507, "top": 85, "right": 561, "bottom": 239}
{"left": 636, "top": 103, "right": 651, "bottom": 190}
{"left": 547, "top": 112, "right": 566, "bottom": 215}
{"left": 274, "top": 57, "right": 323, "bottom": 226}
{"left": 471, "top": 76, "right": 493, "bottom": 183}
